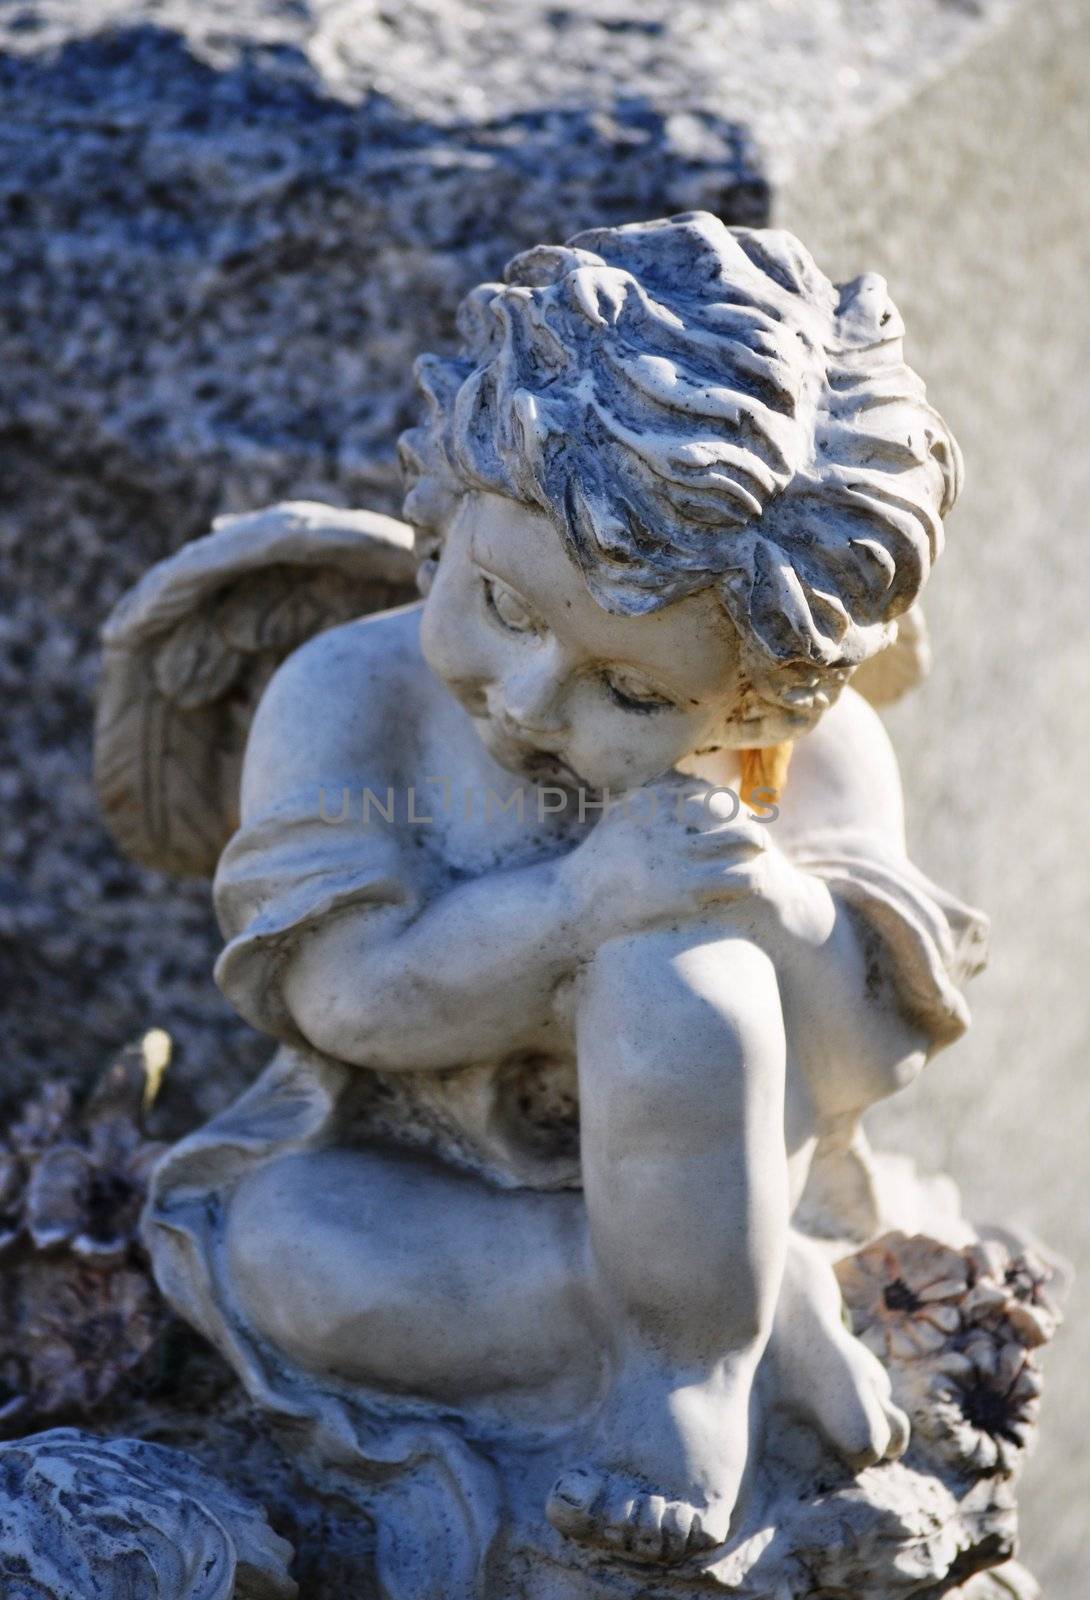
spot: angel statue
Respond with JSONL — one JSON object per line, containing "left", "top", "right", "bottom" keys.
{"left": 95, "top": 214, "right": 992, "bottom": 1598}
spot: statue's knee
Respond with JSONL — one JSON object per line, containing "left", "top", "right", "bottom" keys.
{"left": 582, "top": 928, "right": 777, "bottom": 1043}
{"left": 579, "top": 931, "right": 657, "bottom": 1016}
{"left": 581, "top": 925, "right": 708, "bottom": 1001}
{"left": 578, "top": 930, "right": 783, "bottom": 1122}
{"left": 226, "top": 1155, "right": 375, "bottom": 1361}
{"left": 226, "top": 1161, "right": 308, "bottom": 1345}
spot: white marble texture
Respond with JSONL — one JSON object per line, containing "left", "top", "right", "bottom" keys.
{"left": 82, "top": 216, "right": 1052, "bottom": 1595}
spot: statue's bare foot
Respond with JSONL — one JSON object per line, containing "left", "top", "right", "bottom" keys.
{"left": 546, "top": 1364, "right": 754, "bottom": 1565}
{"left": 773, "top": 1233, "right": 910, "bottom": 1470}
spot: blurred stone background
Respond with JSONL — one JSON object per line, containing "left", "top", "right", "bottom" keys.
{"left": 1, "top": 0, "right": 1086, "bottom": 1587}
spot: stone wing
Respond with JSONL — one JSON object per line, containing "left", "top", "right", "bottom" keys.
{"left": 94, "top": 501, "right": 418, "bottom": 878}
{"left": 850, "top": 604, "right": 932, "bottom": 708}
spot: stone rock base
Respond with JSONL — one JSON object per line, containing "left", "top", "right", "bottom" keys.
{"left": 0, "top": 1428, "right": 297, "bottom": 1598}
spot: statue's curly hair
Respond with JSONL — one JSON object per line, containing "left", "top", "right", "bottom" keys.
{"left": 399, "top": 212, "right": 961, "bottom": 714}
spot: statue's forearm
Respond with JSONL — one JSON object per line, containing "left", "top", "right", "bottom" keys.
{"left": 281, "top": 857, "right": 582, "bottom": 1070}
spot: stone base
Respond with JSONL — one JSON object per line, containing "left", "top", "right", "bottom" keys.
{"left": 206, "top": 1159, "right": 1067, "bottom": 1598}
{"left": 0, "top": 1428, "right": 296, "bottom": 1599}
{"left": 0, "top": 1121, "right": 1061, "bottom": 1600}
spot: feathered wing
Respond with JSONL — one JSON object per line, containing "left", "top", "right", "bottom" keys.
{"left": 95, "top": 501, "right": 418, "bottom": 878}
{"left": 849, "top": 604, "right": 931, "bottom": 709}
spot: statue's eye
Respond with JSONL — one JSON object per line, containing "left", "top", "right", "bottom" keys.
{"left": 602, "top": 668, "right": 675, "bottom": 713}
{"left": 483, "top": 576, "right": 539, "bottom": 635}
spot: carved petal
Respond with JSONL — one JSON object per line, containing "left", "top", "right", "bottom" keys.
{"left": 850, "top": 604, "right": 931, "bottom": 706}
{"left": 25, "top": 1145, "right": 92, "bottom": 1251}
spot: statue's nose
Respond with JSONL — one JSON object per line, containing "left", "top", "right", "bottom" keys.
{"left": 499, "top": 667, "right": 570, "bottom": 747}
{"left": 500, "top": 708, "right": 568, "bottom": 749}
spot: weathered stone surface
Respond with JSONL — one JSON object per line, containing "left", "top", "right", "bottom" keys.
{"left": 950, "top": 1564, "right": 1039, "bottom": 1600}
{"left": 0, "top": 1428, "right": 297, "bottom": 1598}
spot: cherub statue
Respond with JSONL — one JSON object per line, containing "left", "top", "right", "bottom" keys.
{"left": 96, "top": 214, "right": 987, "bottom": 1594}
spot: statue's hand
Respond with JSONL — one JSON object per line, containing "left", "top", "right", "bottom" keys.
{"left": 559, "top": 774, "right": 778, "bottom": 946}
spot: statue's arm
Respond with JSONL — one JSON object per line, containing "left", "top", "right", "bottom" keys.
{"left": 228, "top": 621, "right": 587, "bottom": 1070}
{"left": 280, "top": 855, "right": 584, "bottom": 1070}
{"left": 279, "top": 772, "right": 839, "bottom": 1073}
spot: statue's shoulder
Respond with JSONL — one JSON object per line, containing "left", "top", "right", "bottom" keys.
{"left": 776, "top": 687, "right": 906, "bottom": 850}
{"left": 256, "top": 601, "right": 426, "bottom": 722}
{"left": 241, "top": 603, "right": 431, "bottom": 801}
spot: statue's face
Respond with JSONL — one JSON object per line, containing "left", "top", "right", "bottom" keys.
{"left": 420, "top": 491, "right": 748, "bottom": 793}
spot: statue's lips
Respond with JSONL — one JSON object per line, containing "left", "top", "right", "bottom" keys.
{"left": 477, "top": 720, "right": 586, "bottom": 790}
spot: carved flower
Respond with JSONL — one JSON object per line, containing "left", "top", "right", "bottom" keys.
{"left": 962, "top": 1240, "right": 1061, "bottom": 1350}
{"left": 837, "top": 1229, "right": 1063, "bottom": 1481}
{"left": 0, "top": 1033, "right": 173, "bottom": 1432}
{"left": 836, "top": 1232, "right": 971, "bottom": 1359}
{"left": 15, "top": 1260, "right": 164, "bottom": 1417}
{"left": 905, "top": 1331, "right": 1043, "bottom": 1477}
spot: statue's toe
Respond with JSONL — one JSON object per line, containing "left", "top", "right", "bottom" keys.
{"left": 547, "top": 1468, "right": 725, "bottom": 1565}
{"left": 546, "top": 1466, "right": 601, "bottom": 1538}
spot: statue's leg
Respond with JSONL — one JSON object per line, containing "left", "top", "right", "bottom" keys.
{"left": 547, "top": 924, "right": 789, "bottom": 1565}
{"left": 770, "top": 1228, "right": 910, "bottom": 1467}
{"left": 225, "top": 1144, "right": 603, "bottom": 1415}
